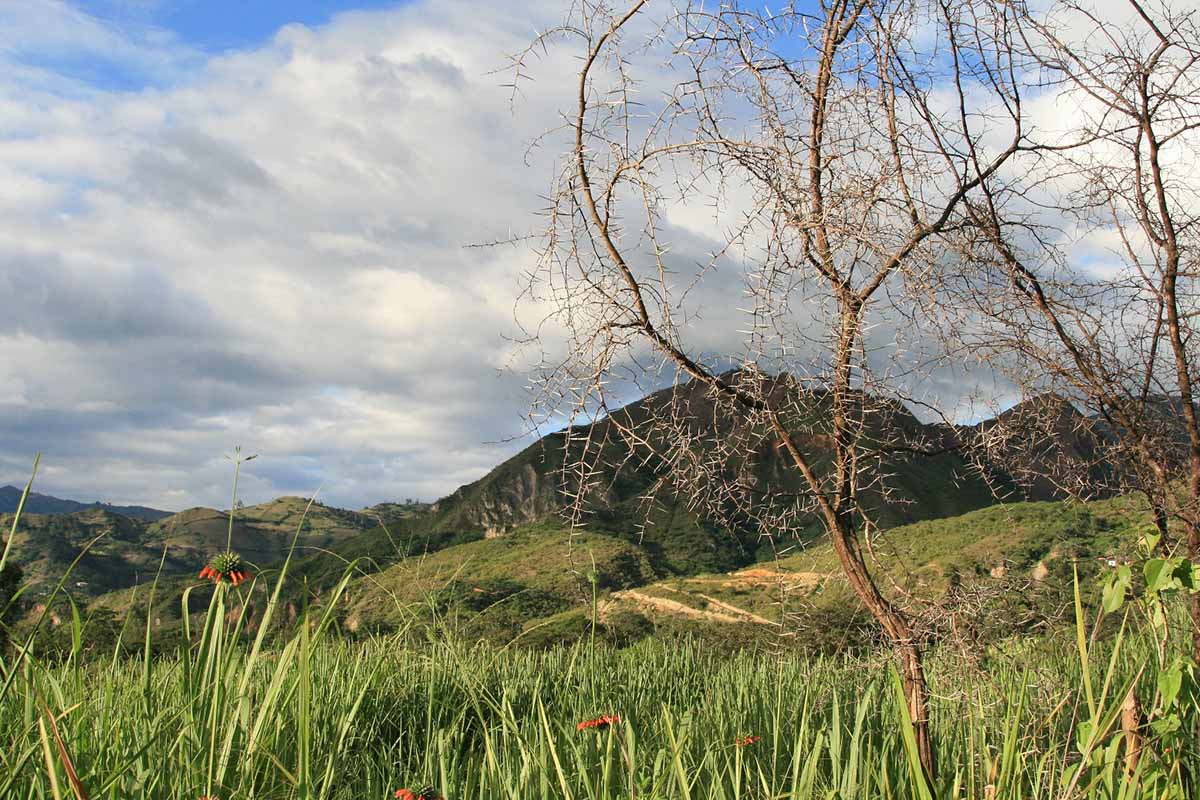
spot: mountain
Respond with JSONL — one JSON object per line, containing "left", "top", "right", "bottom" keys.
{"left": 9, "top": 379, "right": 1175, "bottom": 649}
{"left": 964, "top": 391, "right": 1200, "bottom": 501}
{"left": 0, "top": 485, "right": 171, "bottom": 521}
{"left": 1, "top": 496, "right": 377, "bottom": 600}
{"left": 301, "top": 376, "right": 1006, "bottom": 588}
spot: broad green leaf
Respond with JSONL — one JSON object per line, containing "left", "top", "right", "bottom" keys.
{"left": 1144, "top": 558, "right": 1176, "bottom": 593}
{"left": 1159, "top": 662, "right": 1184, "bottom": 709}
{"left": 1102, "top": 568, "right": 1131, "bottom": 613}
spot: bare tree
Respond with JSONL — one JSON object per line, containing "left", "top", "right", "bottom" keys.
{"left": 954, "top": 0, "right": 1200, "bottom": 661}
{"left": 517, "top": 0, "right": 1031, "bottom": 775}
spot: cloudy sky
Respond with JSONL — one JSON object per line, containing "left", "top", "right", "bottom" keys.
{"left": 0, "top": 0, "right": 592, "bottom": 509}
{"left": 0, "top": 0, "right": 1186, "bottom": 511}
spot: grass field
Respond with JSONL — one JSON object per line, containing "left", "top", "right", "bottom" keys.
{"left": 2, "top": 477, "right": 1198, "bottom": 800}
{"left": 2, "top": 571, "right": 1198, "bottom": 799}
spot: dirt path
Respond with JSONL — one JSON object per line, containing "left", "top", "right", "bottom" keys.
{"left": 610, "top": 589, "right": 778, "bottom": 626}
{"left": 599, "top": 566, "right": 835, "bottom": 627}
{"left": 692, "top": 592, "right": 780, "bottom": 626}
{"left": 730, "top": 567, "right": 829, "bottom": 588}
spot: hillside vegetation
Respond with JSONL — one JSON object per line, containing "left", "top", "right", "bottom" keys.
{"left": 2, "top": 383, "right": 1129, "bottom": 627}
{"left": 52, "top": 492, "right": 1153, "bottom": 659}
{"left": 1, "top": 496, "right": 377, "bottom": 601}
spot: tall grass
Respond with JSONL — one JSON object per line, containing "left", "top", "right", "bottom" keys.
{"left": 1, "top": 473, "right": 1197, "bottom": 799}
{"left": 3, "top": 626, "right": 1195, "bottom": 799}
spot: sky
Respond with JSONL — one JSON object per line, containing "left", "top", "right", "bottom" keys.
{"left": 0, "top": 0, "right": 589, "bottom": 510}
{"left": 0, "top": 0, "right": 1187, "bottom": 512}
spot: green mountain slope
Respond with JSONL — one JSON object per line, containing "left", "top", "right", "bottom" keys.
{"left": 2, "top": 496, "right": 376, "bottom": 601}
{"left": 590, "top": 493, "right": 1148, "bottom": 651}
{"left": 58, "top": 489, "right": 1153, "bottom": 656}
{"left": 0, "top": 485, "right": 171, "bottom": 520}
{"left": 2, "top": 508, "right": 191, "bottom": 600}
{"left": 340, "top": 522, "right": 660, "bottom": 643}
{"left": 299, "top": 378, "right": 1011, "bottom": 591}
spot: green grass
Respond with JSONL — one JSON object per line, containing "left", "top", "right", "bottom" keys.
{"left": 2, "top": 543, "right": 1197, "bottom": 799}
{"left": 2, "top": 614, "right": 1197, "bottom": 799}
{"left": 3, "top": 470, "right": 1199, "bottom": 799}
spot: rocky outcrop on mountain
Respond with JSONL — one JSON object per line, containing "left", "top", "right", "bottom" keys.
{"left": 429, "top": 450, "right": 566, "bottom": 538}
{"left": 407, "top": 376, "right": 1000, "bottom": 551}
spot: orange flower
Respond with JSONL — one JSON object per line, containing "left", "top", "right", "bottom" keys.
{"left": 734, "top": 734, "right": 762, "bottom": 747}
{"left": 577, "top": 714, "right": 621, "bottom": 731}
{"left": 200, "top": 552, "right": 252, "bottom": 585}
{"left": 395, "top": 788, "right": 442, "bottom": 800}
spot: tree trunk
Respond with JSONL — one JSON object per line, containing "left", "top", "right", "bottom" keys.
{"left": 900, "top": 642, "right": 935, "bottom": 777}
{"left": 770, "top": 411, "right": 937, "bottom": 778}
{"left": 825, "top": 513, "right": 935, "bottom": 778}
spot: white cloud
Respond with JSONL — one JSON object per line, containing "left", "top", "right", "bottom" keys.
{"left": 0, "top": 0, "right": 580, "bottom": 508}
{"left": 5, "top": 0, "right": 1184, "bottom": 511}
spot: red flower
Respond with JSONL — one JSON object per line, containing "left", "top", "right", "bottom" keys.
{"left": 395, "top": 788, "right": 442, "bottom": 800}
{"left": 200, "top": 552, "right": 252, "bottom": 585}
{"left": 577, "top": 714, "right": 621, "bottom": 731}
{"left": 734, "top": 734, "right": 762, "bottom": 747}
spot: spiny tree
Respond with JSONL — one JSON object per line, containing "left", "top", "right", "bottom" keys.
{"left": 517, "top": 0, "right": 1032, "bottom": 774}
{"left": 955, "top": 0, "right": 1200, "bottom": 664}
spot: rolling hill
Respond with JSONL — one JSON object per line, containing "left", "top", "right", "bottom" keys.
{"left": 1, "top": 496, "right": 379, "bottom": 600}
{"left": 0, "top": 485, "right": 171, "bottom": 521}
{"left": 5, "top": 378, "right": 1165, "bottom": 651}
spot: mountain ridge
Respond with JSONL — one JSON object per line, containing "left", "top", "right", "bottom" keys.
{"left": 2, "top": 383, "right": 1167, "bottom": 616}
{"left": 0, "top": 485, "right": 172, "bottom": 521}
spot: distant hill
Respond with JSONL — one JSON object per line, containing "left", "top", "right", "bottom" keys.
{"left": 298, "top": 376, "right": 1009, "bottom": 590}
{"left": 1, "top": 496, "right": 377, "bottom": 600}
{"left": 0, "top": 485, "right": 171, "bottom": 521}
{"left": 9, "top": 378, "right": 1183, "bottom": 649}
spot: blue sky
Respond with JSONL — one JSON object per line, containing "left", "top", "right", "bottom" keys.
{"left": 84, "top": 1, "right": 404, "bottom": 52}
{"left": 9, "top": 1, "right": 407, "bottom": 92}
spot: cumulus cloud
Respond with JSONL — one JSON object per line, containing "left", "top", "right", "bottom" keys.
{"left": 0, "top": 0, "right": 587, "bottom": 509}
{"left": 2, "top": 0, "right": 1172, "bottom": 511}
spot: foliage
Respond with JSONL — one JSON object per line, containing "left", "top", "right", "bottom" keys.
{"left": 0, "top": 561, "right": 21, "bottom": 652}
